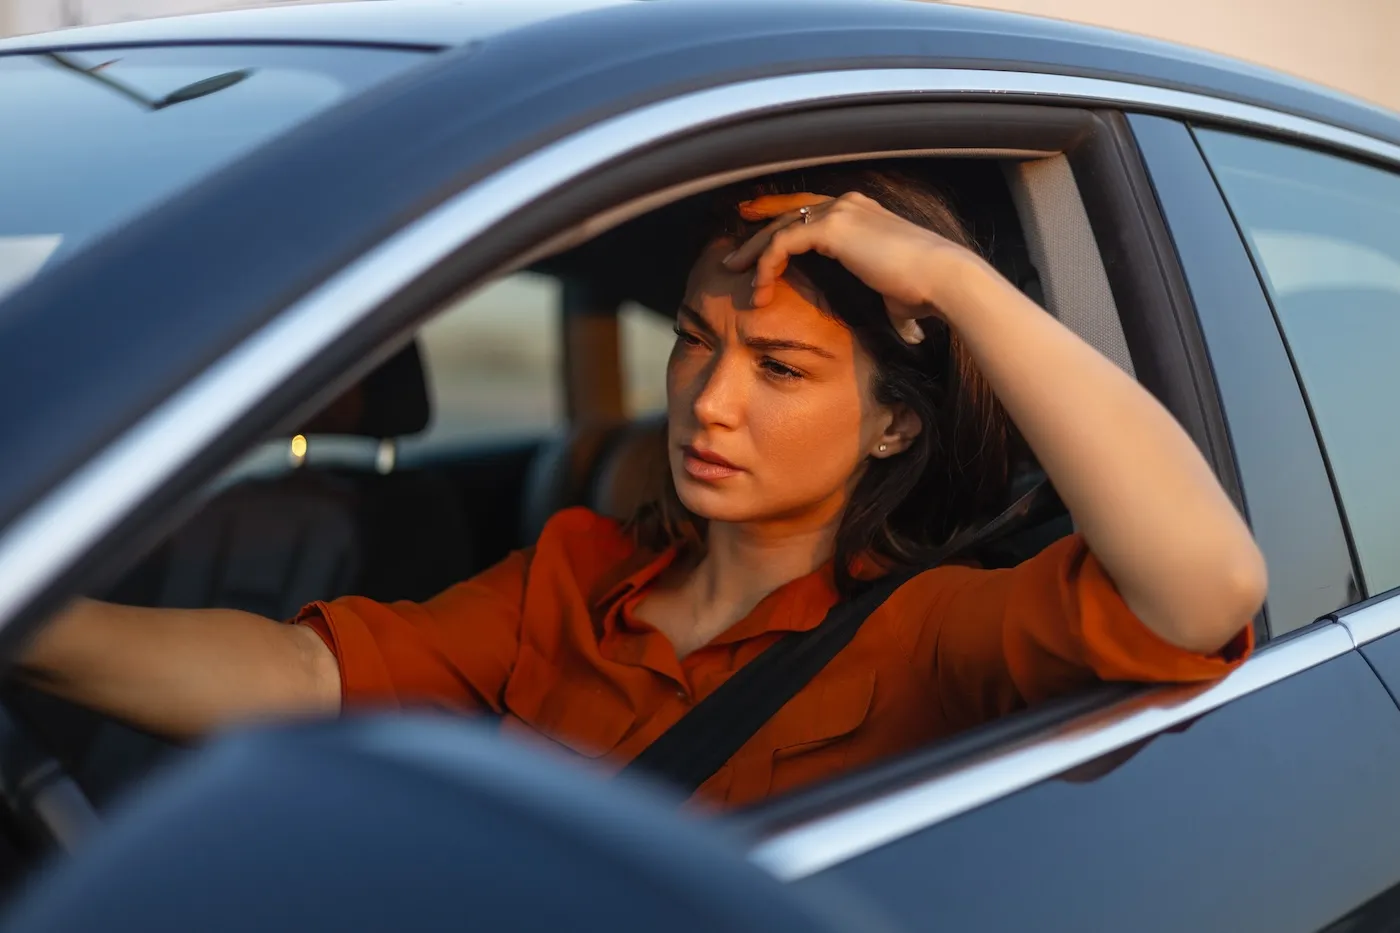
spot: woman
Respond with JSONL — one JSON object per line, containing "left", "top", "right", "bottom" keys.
{"left": 20, "top": 167, "right": 1264, "bottom": 808}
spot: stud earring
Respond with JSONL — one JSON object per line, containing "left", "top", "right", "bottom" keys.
{"left": 878, "top": 444, "right": 888, "bottom": 453}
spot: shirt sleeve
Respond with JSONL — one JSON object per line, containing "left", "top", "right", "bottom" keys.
{"left": 294, "top": 548, "right": 531, "bottom": 713}
{"left": 906, "top": 533, "right": 1254, "bottom": 733}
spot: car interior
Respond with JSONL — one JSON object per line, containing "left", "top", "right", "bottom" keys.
{"left": 0, "top": 141, "right": 1145, "bottom": 862}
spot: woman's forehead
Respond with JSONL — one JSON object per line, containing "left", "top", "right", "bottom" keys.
{"left": 687, "top": 240, "right": 839, "bottom": 322}
{"left": 685, "top": 266, "right": 849, "bottom": 344}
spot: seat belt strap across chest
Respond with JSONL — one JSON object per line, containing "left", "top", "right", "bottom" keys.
{"left": 621, "top": 481, "right": 1050, "bottom": 796}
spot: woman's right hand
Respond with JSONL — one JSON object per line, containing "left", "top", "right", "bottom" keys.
{"left": 723, "top": 191, "right": 994, "bottom": 344}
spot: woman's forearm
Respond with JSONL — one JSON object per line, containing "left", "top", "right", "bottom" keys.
{"left": 19, "top": 598, "right": 341, "bottom": 739}
{"left": 935, "top": 256, "right": 1266, "bottom": 653}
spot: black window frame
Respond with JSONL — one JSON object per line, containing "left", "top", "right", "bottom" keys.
{"left": 1187, "top": 123, "right": 1400, "bottom": 606}
{"left": 1128, "top": 113, "right": 1359, "bottom": 636}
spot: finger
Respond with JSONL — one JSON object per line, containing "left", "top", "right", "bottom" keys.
{"left": 738, "top": 192, "right": 832, "bottom": 222}
{"left": 751, "top": 221, "right": 834, "bottom": 306}
{"left": 885, "top": 300, "right": 929, "bottom": 345}
{"left": 896, "top": 319, "right": 926, "bottom": 345}
{"left": 724, "top": 198, "right": 837, "bottom": 272}
{"left": 721, "top": 210, "right": 806, "bottom": 272}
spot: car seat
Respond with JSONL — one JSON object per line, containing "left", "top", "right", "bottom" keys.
{"left": 59, "top": 342, "right": 473, "bottom": 803}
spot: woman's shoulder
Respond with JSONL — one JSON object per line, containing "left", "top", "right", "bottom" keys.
{"left": 535, "top": 506, "right": 631, "bottom": 549}
{"left": 529, "top": 507, "right": 648, "bottom": 591}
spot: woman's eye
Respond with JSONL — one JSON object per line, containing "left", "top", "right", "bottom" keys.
{"left": 761, "top": 359, "right": 803, "bottom": 381}
{"left": 673, "top": 327, "right": 706, "bottom": 349}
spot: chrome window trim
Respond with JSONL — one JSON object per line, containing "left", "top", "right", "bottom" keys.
{"left": 0, "top": 66, "right": 1396, "bottom": 851}
{"left": 1339, "top": 593, "right": 1400, "bottom": 647}
{"left": 748, "top": 622, "right": 1355, "bottom": 880}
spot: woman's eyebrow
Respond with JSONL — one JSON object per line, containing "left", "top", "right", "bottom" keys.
{"left": 679, "top": 303, "right": 835, "bottom": 358}
{"left": 743, "top": 336, "right": 837, "bottom": 359}
{"left": 677, "top": 303, "right": 717, "bottom": 334}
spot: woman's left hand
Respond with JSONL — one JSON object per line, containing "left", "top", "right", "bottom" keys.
{"left": 722, "top": 192, "right": 984, "bottom": 344}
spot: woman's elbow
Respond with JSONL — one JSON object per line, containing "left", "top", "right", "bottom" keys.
{"left": 1172, "top": 542, "right": 1268, "bottom": 655}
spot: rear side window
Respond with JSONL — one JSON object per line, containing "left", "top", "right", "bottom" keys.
{"left": 0, "top": 44, "right": 429, "bottom": 300}
{"left": 1197, "top": 129, "right": 1400, "bottom": 595}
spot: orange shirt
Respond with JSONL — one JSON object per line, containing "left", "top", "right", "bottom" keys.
{"left": 297, "top": 507, "right": 1251, "bottom": 808}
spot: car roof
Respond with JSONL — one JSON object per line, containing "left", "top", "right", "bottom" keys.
{"left": 2, "top": 0, "right": 1395, "bottom": 143}
{"left": 0, "top": 0, "right": 636, "bottom": 52}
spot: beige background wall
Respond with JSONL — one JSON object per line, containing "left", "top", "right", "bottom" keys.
{"left": 939, "top": 0, "right": 1400, "bottom": 114}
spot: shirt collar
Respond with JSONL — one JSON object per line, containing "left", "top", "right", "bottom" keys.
{"left": 597, "top": 545, "right": 879, "bottom": 646}
{"left": 593, "top": 544, "right": 681, "bottom": 619}
{"left": 705, "top": 562, "right": 841, "bottom": 644}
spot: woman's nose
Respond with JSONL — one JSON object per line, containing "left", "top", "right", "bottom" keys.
{"left": 691, "top": 351, "right": 745, "bottom": 428}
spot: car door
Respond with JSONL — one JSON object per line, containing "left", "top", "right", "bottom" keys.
{"left": 1140, "top": 113, "right": 1400, "bottom": 932}
{"left": 1185, "top": 123, "right": 1400, "bottom": 927}
{"left": 745, "top": 112, "right": 1400, "bottom": 933}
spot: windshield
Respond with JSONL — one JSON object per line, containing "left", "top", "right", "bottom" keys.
{"left": 0, "top": 44, "right": 431, "bottom": 300}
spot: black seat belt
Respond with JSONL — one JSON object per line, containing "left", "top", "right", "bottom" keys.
{"left": 622, "top": 481, "right": 1054, "bottom": 795}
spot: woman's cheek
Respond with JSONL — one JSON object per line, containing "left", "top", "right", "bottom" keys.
{"left": 754, "top": 383, "right": 861, "bottom": 475}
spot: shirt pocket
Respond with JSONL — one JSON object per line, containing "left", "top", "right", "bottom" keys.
{"left": 503, "top": 642, "right": 634, "bottom": 760}
{"left": 726, "top": 669, "right": 877, "bottom": 805}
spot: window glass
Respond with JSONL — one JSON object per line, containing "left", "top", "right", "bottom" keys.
{"left": 401, "top": 273, "right": 564, "bottom": 453}
{"left": 1197, "top": 129, "right": 1400, "bottom": 594}
{"left": 211, "top": 272, "right": 562, "bottom": 490}
{"left": 0, "top": 44, "right": 429, "bottom": 300}
{"left": 620, "top": 301, "right": 674, "bottom": 417}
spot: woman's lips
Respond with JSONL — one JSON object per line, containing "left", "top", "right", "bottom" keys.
{"left": 682, "top": 445, "right": 743, "bottom": 481}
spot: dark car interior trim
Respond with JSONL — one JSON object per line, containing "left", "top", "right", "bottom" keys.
{"left": 1071, "top": 112, "right": 1245, "bottom": 513}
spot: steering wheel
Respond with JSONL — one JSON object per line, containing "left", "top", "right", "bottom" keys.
{"left": 0, "top": 701, "right": 99, "bottom": 852}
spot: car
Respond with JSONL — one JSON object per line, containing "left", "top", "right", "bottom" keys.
{"left": 0, "top": 0, "right": 1398, "bottom": 929}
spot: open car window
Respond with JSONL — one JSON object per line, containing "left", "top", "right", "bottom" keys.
{"left": 217, "top": 271, "right": 679, "bottom": 489}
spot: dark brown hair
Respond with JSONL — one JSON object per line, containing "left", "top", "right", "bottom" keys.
{"left": 629, "top": 164, "right": 1013, "bottom": 594}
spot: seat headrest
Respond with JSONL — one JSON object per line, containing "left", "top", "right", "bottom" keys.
{"left": 298, "top": 341, "right": 431, "bottom": 439}
{"left": 591, "top": 417, "right": 668, "bottom": 522}
{"left": 516, "top": 416, "right": 668, "bottom": 548}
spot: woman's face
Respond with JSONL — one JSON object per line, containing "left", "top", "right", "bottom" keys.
{"left": 667, "top": 239, "right": 907, "bottom": 529}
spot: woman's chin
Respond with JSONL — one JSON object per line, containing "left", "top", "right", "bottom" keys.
{"left": 674, "top": 477, "right": 763, "bottom": 524}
